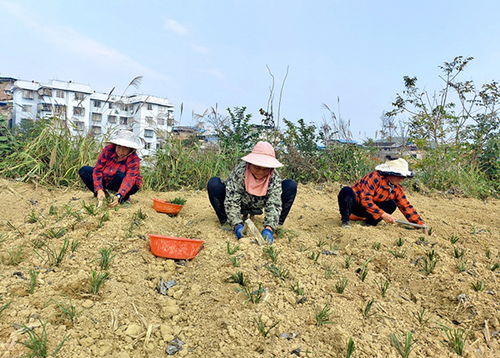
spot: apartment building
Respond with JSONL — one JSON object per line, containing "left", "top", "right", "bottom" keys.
{"left": 6, "top": 78, "right": 174, "bottom": 156}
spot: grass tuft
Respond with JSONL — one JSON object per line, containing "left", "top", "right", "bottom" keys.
{"left": 315, "top": 304, "right": 335, "bottom": 326}
{"left": 98, "top": 247, "right": 114, "bottom": 271}
{"left": 335, "top": 277, "right": 349, "bottom": 294}
{"left": 89, "top": 271, "right": 109, "bottom": 295}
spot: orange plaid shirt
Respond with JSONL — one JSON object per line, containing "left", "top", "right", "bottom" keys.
{"left": 351, "top": 171, "right": 424, "bottom": 225}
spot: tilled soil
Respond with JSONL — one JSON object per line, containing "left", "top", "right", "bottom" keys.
{"left": 0, "top": 178, "right": 498, "bottom": 358}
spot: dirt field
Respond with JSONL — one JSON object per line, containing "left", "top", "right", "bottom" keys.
{"left": 0, "top": 178, "right": 498, "bottom": 358}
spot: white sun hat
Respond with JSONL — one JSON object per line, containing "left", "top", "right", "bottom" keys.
{"left": 375, "top": 158, "right": 414, "bottom": 177}
{"left": 108, "top": 130, "right": 142, "bottom": 150}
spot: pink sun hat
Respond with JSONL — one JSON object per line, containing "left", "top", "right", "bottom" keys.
{"left": 241, "top": 141, "right": 283, "bottom": 168}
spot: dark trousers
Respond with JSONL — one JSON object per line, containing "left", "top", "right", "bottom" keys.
{"left": 207, "top": 177, "right": 298, "bottom": 226}
{"left": 337, "top": 186, "right": 396, "bottom": 226}
{"left": 78, "top": 166, "right": 139, "bottom": 201}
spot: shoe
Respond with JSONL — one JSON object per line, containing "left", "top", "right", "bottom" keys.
{"left": 221, "top": 222, "right": 232, "bottom": 232}
{"left": 341, "top": 221, "right": 351, "bottom": 228}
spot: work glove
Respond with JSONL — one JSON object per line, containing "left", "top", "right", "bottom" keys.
{"left": 261, "top": 228, "right": 274, "bottom": 244}
{"left": 234, "top": 223, "right": 244, "bottom": 239}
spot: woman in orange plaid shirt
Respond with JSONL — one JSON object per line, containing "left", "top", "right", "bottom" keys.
{"left": 337, "top": 158, "right": 424, "bottom": 227}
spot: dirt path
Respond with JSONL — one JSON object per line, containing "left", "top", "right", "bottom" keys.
{"left": 0, "top": 179, "right": 498, "bottom": 357}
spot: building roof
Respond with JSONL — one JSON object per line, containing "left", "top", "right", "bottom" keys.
{"left": 127, "top": 94, "right": 173, "bottom": 107}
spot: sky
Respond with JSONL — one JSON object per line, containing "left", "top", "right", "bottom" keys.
{"left": 1, "top": 0, "right": 499, "bottom": 140}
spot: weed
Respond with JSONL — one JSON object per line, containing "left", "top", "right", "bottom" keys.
{"left": 255, "top": 315, "right": 279, "bottom": 337}
{"left": 28, "top": 270, "right": 39, "bottom": 294}
{"left": 170, "top": 197, "right": 187, "bottom": 205}
{"left": 263, "top": 245, "right": 279, "bottom": 263}
{"left": 70, "top": 240, "right": 80, "bottom": 253}
{"left": 422, "top": 249, "right": 438, "bottom": 275}
{"left": 388, "top": 249, "right": 406, "bottom": 259}
{"left": 444, "top": 328, "right": 467, "bottom": 355}
{"left": 229, "top": 256, "right": 240, "bottom": 267}
{"left": 335, "top": 277, "right": 348, "bottom": 294}
{"left": 97, "top": 211, "right": 110, "bottom": 228}
{"left": 453, "top": 247, "right": 465, "bottom": 259}
{"left": 449, "top": 235, "right": 460, "bottom": 245}
{"left": 42, "top": 227, "right": 66, "bottom": 239}
{"left": 414, "top": 307, "right": 428, "bottom": 325}
{"left": 6, "top": 246, "right": 24, "bottom": 265}
{"left": 99, "top": 248, "right": 114, "bottom": 271}
{"left": 89, "top": 271, "right": 109, "bottom": 295}
{"left": 291, "top": 282, "right": 304, "bottom": 296}
{"left": 377, "top": 279, "right": 390, "bottom": 297}
{"left": 266, "top": 264, "right": 289, "bottom": 281}
{"left": 471, "top": 280, "right": 484, "bottom": 292}
{"left": 26, "top": 210, "right": 39, "bottom": 224}
{"left": 345, "top": 337, "right": 355, "bottom": 358}
{"left": 21, "top": 320, "right": 68, "bottom": 358}
{"left": 485, "top": 248, "right": 491, "bottom": 259}
{"left": 226, "top": 271, "right": 247, "bottom": 286}
{"left": 372, "top": 242, "right": 381, "bottom": 250}
{"left": 56, "top": 302, "right": 77, "bottom": 323}
{"left": 390, "top": 332, "right": 415, "bottom": 358}
{"left": 226, "top": 242, "right": 240, "bottom": 255}
{"left": 315, "top": 304, "right": 335, "bottom": 326}
{"left": 240, "top": 284, "right": 265, "bottom": 304}
{"left": 491, "top": 263, "right": 499, "bottom": 271}
{"left": 395, "top": 237, "right": 405, "bottom": 247}
{"left": 362, "top": 299, "right": 376, "bottom": 318}
{"left": 308, "top": 251, "right": 320, "bottom": 263}
{"left": 48, "top": 205, "right": 58, "bottom": 216}
{"left": 344, "top": 256, "right": 352, "bottom": 269}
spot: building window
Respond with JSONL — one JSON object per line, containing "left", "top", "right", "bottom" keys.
{"left": 158, "top": 106, "right": 166, "bottom": 113}
{"left": 92, "top": 112, "right": 102, "bottom": 122}
{"left": 144, "top": 129, "right": 154, "bottom": 138}
{"left": 73, "top": 107, "right": 85, "bottom": 116}
{"left": 147, "top": 103, "right": 153, "bottom": 110}
{"left": 56, "top": 90, "right": 65, "bottom": 98}
{"left": 54, "top": 105, "right": 66, "bottom": 116}
{"left": 74, "top": 121, "right": 85, "bottom": 131}
{"left": 91, "top": 126, "right": 102, "bottom": 135}
{"left": 108, "top": 102, "right": 113, "bottom": 109}
{"left": 22, "top": 90, "right": 35, "bottom": 100}
{"left": 108, "top": 115, "right": 117, "bottom": 124}
{"left": 40, "top": 88, "right": 52, "bottom": 96}
{"left": 145, "top": 116, "right": 154, "bottom": 125}
{"left": 167, "top": 118, "right": 175, "bottom": 127}
{"left": 120, "top": 117, "right": 128, "bottom": 125}
{"left": 74, "top": 92, "right": 85, "bottom": 101}
{"left": 94, "top": 100, "right": 101, "bottom": 108}
{"left": 22, "top": 105, "right": 32, "bottom": 112}
{"left": 38, "top": 103, "right": 52, "bottom": 112}
{"left": 157, "top": 118, "right": 165, "bottom": 126}
{"left": 145, "top": 142, "right": 152, "bottom": 149}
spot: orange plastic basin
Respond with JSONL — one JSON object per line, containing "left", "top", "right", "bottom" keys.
{"left": 149, "top": 234, "right": 205, "bottom": 259}
{"left": 152, "top": 198, "right": 183, "bottom": 215}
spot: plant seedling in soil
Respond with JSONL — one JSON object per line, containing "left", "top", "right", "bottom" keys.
{"left": 0, "top": 301, "right": 11, "bottom": 316}
{"left": 335, "top": 277, "right": 348, "bottom": 294}
{"left": 26, "top": 210, "right": 39, "bottom": 224}
{"left": 362, "top": 299, "right": 376, "bottom": 318}
{"left": 390, "top": 331, "right": 415, "bottom": 358}
{"left": 31, "top": 238, "right": 47, "bottom": 249}
{"left": 388, "top": 249, "right": 406, "bottom": 259}
{"left": 43, "top": 227, "right": 66, "bottom": 239}
{"left": 377, "top": 279, "right": 390, "bottom": 297}
{"left": 263, "top": 245, "right": 279, "bottom": 263}
{"left": 453, "top": 247, "right": 465, "bottom": 259}
{"left": 491, "top": 263, "right": 499, "bottom": 271}
{"left": 226, "top": 271, "right": 247, "bottom": 286}
{"left": 358, "top": 265, "right": 369, "bottom": 282}
{"left": 226, "top": 242, "right": 240, "bottom": 255}
{"left": 345, "top": 337, "right": 355, "bottom": 358}
{"left": 229, "top": 256, "right": 240, "bottom": 267}
{"left": 414, "top": 307, "right": 428, "bottom": 325}
{"left": 82, "top": 201, "right": 98, "bottom": 216}
{"left": 134, "top": 208, "right": 147, "bottom": 220}
{"left": 315, "top": 304, "right": 335, "bottom": 326}
{"left": 316, "top": 238, "right": 327, "bottom": 248}
{"left": 422, "top": 249, "right": 438, "bottom": 275}
{"left": 395, "top": 237, "right": 405, "bottom": 247}
{"left": 99, "top": 248, "right": 115, "bottom": 270}
{"left": 239, "top": 284, "right": 265, "bottom": 304}
{"left": 471, "top": 280, "right": 484, "bottom": 292}
{"left": 456, "top": 260, "right": 467, "bottom": 273}
{"left": 255, "top": 315, "right": 279, "bottom": 337}
{"left": 485, "top": 248, "right": 491, "bottom": 259}
{"left": 97, "top": 211, "right": 110, "bottom": 228}
{"left": 5, "top": 246, "right": 24, "bottom": 265}
{"left": 449, "top": 235, "right": 460, "bottom": 245}
{"left": 56, "top": 302, "right": 77, "bottom": 323}
{"left": 266, "top": 264, "right": 289, "bottom": 281}
{"left": 42, "top": 239, "right": 69, "bottom": 267}
{"left": 291, "top": 282, "right": 304, "bottom": 296}
{"left": 70, "top": 240, "right": 80, "bottom": 253}
{"left": 89, "top": 271, "right": 109, "bottom": 295}
{"left": 445, "top": 328, "right": 467, "bottom": 355}
{"left": 21, "top": 320, "right": 68, "bottom": 358}
{"left": 170, "top": 197, "right": 187, "bottom": 205}
{"left": 28, "top": 270, "right": 39, "bottom": 294}
{"left": 372, "top": 242, "right": 381, "bottom": 250}
{"left": 324, "top": 265, "right": 335, "bottom": 279}
{"left": 344, "top": 256, "right": 352, "bottom": 269}
{"left": 308, "top": 251, "right": 320, "bottom": 263}
{"left": 48, "top": 205, "right": 58, "bottom": 216}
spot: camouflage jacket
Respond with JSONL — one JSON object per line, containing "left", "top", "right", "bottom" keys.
{"left": 224, "top": 161, "right": 282, "bottom": 229}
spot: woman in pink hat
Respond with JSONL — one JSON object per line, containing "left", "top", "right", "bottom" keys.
{"left": 207, "top": 141, "right": 297, "bottom": 243}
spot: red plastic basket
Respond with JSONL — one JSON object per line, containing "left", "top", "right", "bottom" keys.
{"left": 152, "top": 198, "right": 183, "bottom": 215}
{"left": 148, "top": 234, "right": 205, "bottom": 259}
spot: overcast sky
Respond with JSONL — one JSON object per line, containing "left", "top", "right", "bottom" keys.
{"left": 1, "top": 0, "right": 499, "bottom": 140}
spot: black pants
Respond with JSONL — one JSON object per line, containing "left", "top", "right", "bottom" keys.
{"left": 207, "top": 177, "right": 297, "bottom": 226}
{"left": 337, "top": 186, "right": 396, "bottom": 226}
{"left": 78, "top": 166, "right": 139, "bottom": 201}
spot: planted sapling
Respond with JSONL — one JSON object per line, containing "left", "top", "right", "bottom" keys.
{"left": 240, "top": 284, "right": 265, "bottom": 304}
{"left": 170, "top": 197, "right": 187, "bottom": 205}
{"left": 48, "top": 205, "right": 58, "bottom": 216}
{"left": 229, "top": 256, "right": 240, "bottom": 267}
{"left": 226, "top": 271, "right": 247, "bottom": 286}
{"left": 308, "top": 251, "right": 320, "bottom": 263}
{"left": 388, "top": 249, "right": 406, "bottom": 259}
{"left": 315, "top": 304, "right": 335, "bottom": 326}
{"left": 263, "top": 245, "right": 279, "bottom": 263}
{"left": 344, "top": 256, "right": 352, "bottom": 269}
{"left": 266, "top": 264, "right": 289, "bottom": 281}
{"left": 335, "top": 277, "right": 348, "bottom": 294}
{"left": 444, "top": 328, "right": 467, "bottom": 355}
{"left": 89, "top": 271, "right": 109, "bottom": 295}
{"left": 345, "top": 337, "right": 355, "bottom": 358}
{"left": 390, "top": 332, "right": 415, "bottom": 358}
{"left": 226, "top": 242, "right": 240, "bottom": 255}
{"left": 316, "top": 238, "right": 327, "bottom": 248}
{"left": 453, "top": 247, "right": 465, "bottom": 259}
{"left": 82, "top": 201, "right": 98, "bottom": 216}
{"left": 471, "top": 280, "right": 484, "bottom": 292}
{"left": 28, "top": 270, "right": 39, "bottom": 294}
{"left": 255, "top": 315, "right": 279, "bottom": 337}
{"left": 70, "top": 240, "right": 80, "bottom": 253}
{"left": 358, "top": 265, "right": 369, "bottom": 282}
{"left": 449, "top": 235, "right": 460, "bottom": 245}
{"left": 372, "top": 242, "right": 381, "bottom": 250}
{"left": 56, "top": 302, "right": 77, "bottom": 323}
{"left": 26, "top": 210, "right": 39, "bottom": 224}
{"left": 324, "top": 265, "right": 335, "bottom": 279}
{"left": 376, "top": 278, "right": 390, "bottom": 297}
{"left": 414, "top": 307, "right": 428, "bottom": 325}
{"left": 21, "top": 320, "right": 68, "bottom": 358}
{"left": 291, "top": 281, "right": 304, "bottom": 296}
{"left": 422, "top": 249, "right": 438, "bottom": 274}
{"left": 361, "top": 299, "right": 376, "bottom": 318}
{"left": 456, "top": 260, "right": 467, "bottom": 273}
{"left": 99, "top": 247, "right": 114, "bottom": 270}
{"left": 395, "top": 237, "right": 405, "bottom": 247}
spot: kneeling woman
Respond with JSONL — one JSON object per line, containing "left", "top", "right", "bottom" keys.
{"left": 338, "top": 158, "right": 424, "bottom": 227}
{"left": 79, "top": 130, "right": 142, "bottom": 208}
{"left": 207, "top": 141, "right": 297, "bottom": 243}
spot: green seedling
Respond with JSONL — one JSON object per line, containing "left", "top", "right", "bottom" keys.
{"left": 99, "top": 248, "right": 114, "bottom": 270}
{"left": 471, "top": 280, "right": 484, "bottom": 292}
{"left": 32, "top": 238, "right": 47, "bottom": 249}
{"left": 70, "top": 240, "right": 80, "bottom": 253}
{"left": 170, "top": 197, "right": 187, "bottom": 205}
{"left": 298, "top": 244, "right": 309, "bottom": 252}
{"left": 445, "top": 328, "right": 467, "bottom": 355}
{"left": 263, "top": 245, "right": 279, "bottom": 263}
{"left": 255, "top": 315, "right": 279, "bottom": 337}
{"left": 414, "top": 307, "right": 428, "bottom": 325}
{"left": 43, "top": 227, "right": 66, "bottom": 239}
{"left": 291, "top": 281, "right": 304, "bottom": 296}
{"left": 491, "top": 263, "right": 499, "bottom": 271}
{"left": 266, "top": 264, "right": 289, "bottom": 281}
{"left": 362, "top": 299, "right": 376, "bottom": 318}
{"left": 48, "top": 205, "right": 58, "bottom": 216}
{"left": 28, "top": 270, "right": 39, "bottom": 294}
{"left": 372, "top": 242, "right": 381, "bottom": 250}
{"left": 390, "top": 332, "right": 415, "bottom": 358}
{"left": 316, "top": 238, "right": 327, "bottom": 247}
{"left": 97, "top": 211, "right": 110, "bottom": 228}
{"left": 6, "top": 246, "right": 24, "bottom": 265}
{"left": 239, "top": 284, "right": 265, "bottom": 304}
{"left": 89, "top": 271, "right": 109, "bottom": 295}
{"left": 229, "top": 256, "right": 240, "bottom": 267}
{"left": 453, "top": 247, "right": 465, "bottom": 259}
{"left": 275, "top": 227, "right": 298, "bottom": 243}
{"left": 456, "top": 260, "right": 467, "bottom": 273}
{"left": 7, "top": 221, "right": 25, "bottom": 237}
{"left": 308, "top": 251, "right": 320, "bottom": 263}
{"left": 226, "top": 271, "right": 247, "bottom": 286}
{"left": 56, "top": 302, "right": 77, "bottom": 323}
{"left": 359, "top": 265, "right": 369, "bottom": 282}
{"left": 82, "top": 200, "right": 98, "bottom": 216}
{"left": 21, "top": 320, "right": 68, "bottom": 358}
{"left": 344, "top": 256, "right": 352, "bottom": 269}
{"left": 315, "top": 304, "right": 335, "bottom": 326}
{"left": 42, "top": 239, "right": 69, "bottom": 267}
{"left": 449, "top": 235, "right": 460, "bottom": 245}
{"left": 395, "top": 237, "right": 405, "bottom": 247}
{"left": 134, "top": 208, "right": 147, "bottom": 220}
{"left": 345, "top": 337, "right": 355, "bottom": 358}
{"left": 335, "top": 277, "right": 348, "bottom": 294}
{"left": 324, "top": 265, "right": 335, "bottom": 279}
{"left": 388, "top": 249, "right": 406, "bottom": 259}
{"left": 26, "top": 210, "right": 39, "bottom": 224}
{"left": 0, "top": 301, "right": 11, "bottom": 316}
{"left": 422, "top": 249, "right": 438, "bottom": 275}
{"left": 377, "top": 279, "right": 390, "bottom": 297}
{"left": 226, "top": 242, "right": 240, "bottom": 255}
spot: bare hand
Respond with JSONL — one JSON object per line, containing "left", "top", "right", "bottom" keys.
{"left": 108, "top": 196, "right": 120, "bottom": 208}
{"left": 96, "top": 190, "right": 105, "bottom": 208}
{"left": 381, "top": 212, "right": 396, "bottom": 224}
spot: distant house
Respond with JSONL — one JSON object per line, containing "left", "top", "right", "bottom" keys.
{"left": 372, "top": 137, "right": 422, "bottom": 160}
{"left": 0, "top": 77, "right": 17, "bottom": 126}
{"left": 171, "top": 126, "right": 204, "bottom": 140}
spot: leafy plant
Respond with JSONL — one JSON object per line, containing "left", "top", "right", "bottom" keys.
{"left": 226, "top": 242, "right": 240, "bottom": 255}
{"left": 89, "top": 271, "right": 109, "bottom": 295}
{"left": 70, "top": 240, "right": 80, "bottom": 253}
{"left": 170, "top": 197, "right": 187, "bottom": 205}
{"left": 395, "top": 237, "right": 405, "bottom": 247}
{"left": 444, "top": 328, "right": 467, "bottom": 355}
{"left": 372, "top": 242, "right": 381, "bottom": 250}
{"left": 377, "top": 278, "right": 390, "bottom": 297}
{"left": 82, "top": 200, "right": 98, "bottom": 216}
{"left": 28, "top": 270, "right": 39, "bottom": 294}
{"left": 21, "top": 320, "right": 68, "bottom": 358}
{"left": 358, "top": 265, "right": 369, "bottom": 282}
{"left": 456, "top": 260, "right": 467, "bottom": 273}
{"left": 449, "top": 235, "right": 460, "bottom": 245}
{"left": 344, "top": 255, "right": 352, "bottom": 269}
{"left": 324, "top": 265, "right": 335, "bottom": 279}
{"left": 255, "top": 315, "right": 279, "bottom": 337}
{"left": 422, "top": 249, "right": 438, "bottom": 275}
{"left": 134, "top": 208, "right": 147, "bottom": 220}
{"left": 229, "top": 256, "right": 240, "bottom": 267}
{"left": 315, "top": 304, "right": 335, "bottom": 326}
{"left": 316, "top": 238, "right": 327, "bottom": 247}
{"left": 390, "top": 331, "right": 415, "bottom": 358}
{"left": 99, "top": 248, "right": 114, "bottom": 270}
{"left": 335, "top": 277, "right": 348, "bottom": 294}
{"left": 388, "top": 249, "right": 406, "bottom": 259}
{"left": 263, "top": 245, "right": 279, "bottom": 263}
{"left": 97, "top": 211, "right": 110, "bottom": 228}
{"left": 48, "top": 205, "right": 58, "bottom": 216}
{"left": 266, "top": 264, "right": 289, "bottom": 281}
{"left": 239, "top": 284, "right": 265, "bottom": 304}
{"left": 226, "top": 271, "right": 247, "bottom": 286}
{"left": 56, "top": 302, "right": 77, "bottom": 323}
{"left": 275, "top": 227, "right": 298, "bottom": 243}
{"left": 308, "top": 251, "right": 320, "bottom": 263}
{"left": 453, "top": 247, "right": 465, "bottom": 259}
{"left": 471, "top": 280, "right": 484, "bottom": 292}
{"left": 414, "top": 307, "right": 428, "bottom": 325}
{"left": 345, "top": 337, "right": 355, "bottom": 358}
{"left": 42, "top": 227, "right": 66, "bottom": 239}
{"left": 362, "top": 299, "right": 376, "bottom": 318}
{"left": 26, "top": 210, "right": 39, "bottom": 224}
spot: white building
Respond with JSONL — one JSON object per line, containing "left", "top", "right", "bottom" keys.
{"left": 7, "top": 79, "right": 174, "bottom": 156}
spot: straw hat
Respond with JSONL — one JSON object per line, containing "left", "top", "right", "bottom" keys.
{"left": 108, "top": 130, "right": 142, "bottom": 150}
{"left": 375, "top": 158, "right": 413, "bottom": 177}
{"left": 241, "top": 141, "right": 283, "bottom": 168}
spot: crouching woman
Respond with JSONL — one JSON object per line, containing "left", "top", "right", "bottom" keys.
{"left": 207, "top": 141, "right": 297, "bottom": 243}
{"left": 78, "top": 130, "right": 142, "bottom": 208}
{"left": 337, "top": 158, "right": 424, "bottom": 227}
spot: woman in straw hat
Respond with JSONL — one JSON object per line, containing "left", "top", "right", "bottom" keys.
{"left": 337, "top": 158, "right": 425, "bottom": 227}
{"left": 207, "top": 141, "right": 297, "bottom": 243}
{"left": 78, "top": 130, "right": 143, "bottom": 208}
